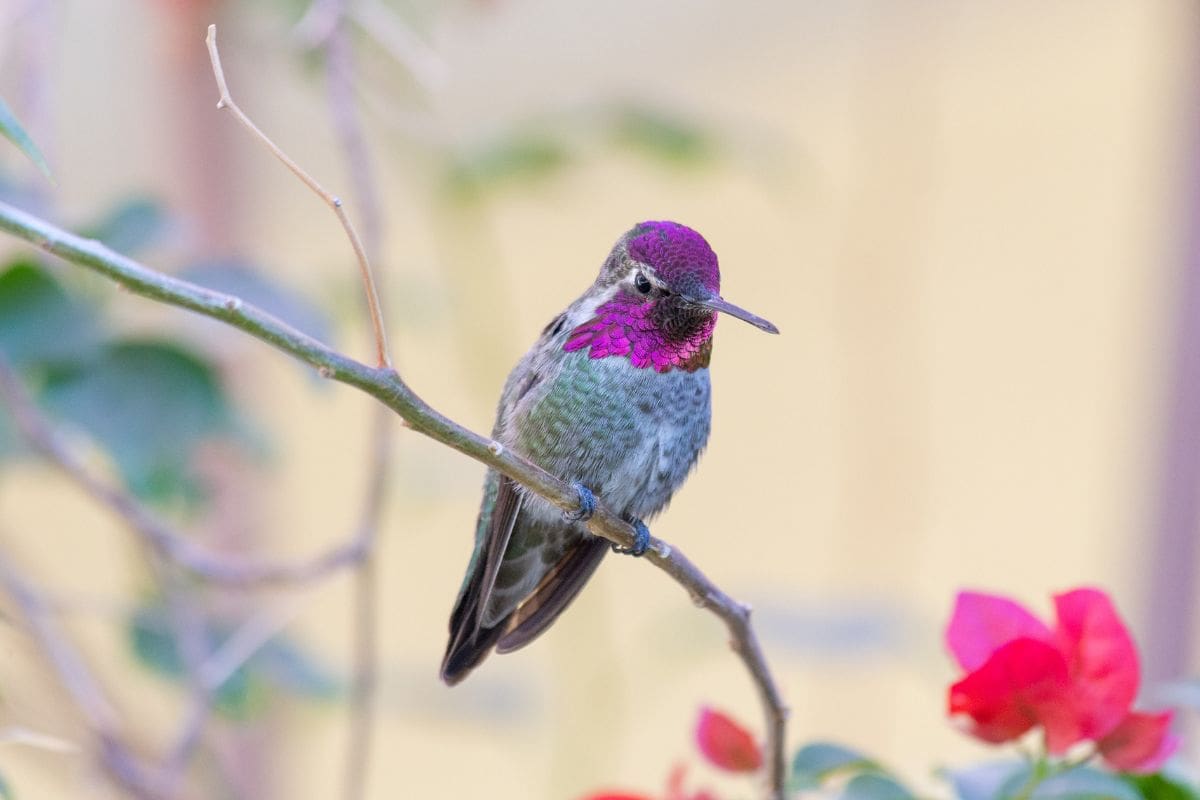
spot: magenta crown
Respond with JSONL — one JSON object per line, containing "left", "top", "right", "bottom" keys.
{"left": 627, "top": 220, "right": 721, "bottom": 295}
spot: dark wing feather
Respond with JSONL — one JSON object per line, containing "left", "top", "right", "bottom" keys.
{"left": 440, "top": 474, "right": 523, "bottom": 685}
{"left": 495, "top": 537, "right": 608, "bottom": 653}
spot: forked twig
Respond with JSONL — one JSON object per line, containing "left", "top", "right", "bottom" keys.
{"left": 205, "top": 24, "right": 390, "bottom": 370}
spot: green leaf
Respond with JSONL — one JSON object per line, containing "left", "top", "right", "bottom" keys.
{"left": 0, "top": 769, "right": 13, "bottom": 800}
{"left": 1015, "top": 767, "right": 1143, "bottom": 800}
{"left": 79, "top": 197, "right": 168, "bottom": 255}
{"left": 40, "top": 339, "right": 231, "bottom": 503}
{"left": 445, "top": 135, "right": 572, "bottom": 198}
{"left": 1124, "top": 773, "right": 1200, "bottom": 800}
{"left": 944, "top": 761, "right": 1031, "bottom": 800}
{"left": 128, "top": 605, "right": 264, "bottom": 720}
{"left": 0, "top": 96, "right": 51, "bottom": 181}
{"left": 609, "top": 105, "right": 715, "bottom": 165}
{"left": 840, "top": 773, "right": 916, "bottom": 800}
{"left": 791, "top": 742, "right": 881, "bottom": 789}
{"left": 128, "top": 603, "right": 337, "bottom": 719}
{"left": 0, "top": 261, "right": 99, "bottom": 368}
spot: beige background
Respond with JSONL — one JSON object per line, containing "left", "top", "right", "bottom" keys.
{"left": 0, "top": 1, "right": 1197, "bottom": 798}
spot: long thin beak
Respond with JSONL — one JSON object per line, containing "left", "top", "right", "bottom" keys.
{"left": 689, "top": 293, "right": 780, "bottom": 334}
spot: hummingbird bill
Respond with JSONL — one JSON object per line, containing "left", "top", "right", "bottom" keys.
{"left": 441, "top": 221, "right": 778, "bottom": 685}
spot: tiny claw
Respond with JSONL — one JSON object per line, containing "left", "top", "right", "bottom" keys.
{"left": 613, "top": 519, "right": 650, "bottom": 557}
{"left": 563, "top": 482, "right": 596, "bottom": 522}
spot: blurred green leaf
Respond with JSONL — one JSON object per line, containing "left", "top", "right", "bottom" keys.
{"left": 445, "top": 135, "right": 572, "bottom": 198}
{"left": 1005, "top": 767, "right": 1143, "bottom": 800}
{"left": 840, "top": 773, "right": 915, "bottom": 800}
{"left": 1124, "top": 774, "right": 1200, "bottom": 800}
{"left": 944, "top": 761, "right": 1031, "bottom": 800}
{"left": 791, "top": 742, "right": 881, "bottom": 789}
{"left": 0, "top": 261, "right": 99, "bottom": 368}
{"left": 180, "top": 260, "right": 331, "bottom": 344}
{"left": 128, "top": 605, "right": 264, "bottom": 719}
{"left": 257, "top": 636, "right": 340, "bottom": 699}
{"left": 128, "top": 601, "right": 337, "bottom": 720}
{"left": 0, "top": 770, "right": 12, "bottom": 800}
{"left": 609, "top": 105, "right": 714, "bottom": 165}
{"left": 40, "top": 340, "right": 231, "bottom": 503}
{"left": 0, "top": 96, "right": 51, "bottom": 182}
{"left": 80, "top": 197, "right": 169, "bottom": 255}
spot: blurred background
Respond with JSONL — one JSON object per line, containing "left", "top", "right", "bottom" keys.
{"left": 0, "top": 0, "right": 1197, "bottom": 798}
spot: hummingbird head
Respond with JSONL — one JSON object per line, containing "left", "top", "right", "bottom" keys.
{"left": 612, "top": 220, "right": 779, "bottom": 336}
{"left": 565, "top": 221, "right": 778, "bottom": 373}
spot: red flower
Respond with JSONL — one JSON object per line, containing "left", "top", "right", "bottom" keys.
{"left": 946, "top": 588, "right": 1177, "bottom": 773}
{"left": 1097, "top": 711, "right": 1180, "bottom": 774}
{"left": 695, "top": 707, "right": 763, "bottom": 773}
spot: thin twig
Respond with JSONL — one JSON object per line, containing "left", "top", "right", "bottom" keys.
{"left": 0, "top": 199, "right": 790, "bottom": 799}
{"left": 205, "top": 24, "right": 390, "bottom": 370}
{"left": 197, "top": 594, "right": 312, "bottom": 693}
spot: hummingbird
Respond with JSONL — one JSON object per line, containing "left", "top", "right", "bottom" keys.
{"left": 441, "top": 220, "right": 778, "bottom": 685}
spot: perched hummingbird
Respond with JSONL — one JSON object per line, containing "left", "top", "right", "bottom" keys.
{"left": 441, "top": 221, "right": 778, "bottom": 685}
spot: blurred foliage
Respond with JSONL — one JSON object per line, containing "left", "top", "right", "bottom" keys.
{"left": 792, "top": 745, "right": 1198, "bottom": 800}
{"left": 0, "top": 192, "right": 340, "bottom": 503}
{"left": 442, "top": 102, "right": 719, "bottom": 202}
{"left": 129, "top": 601, "right": 338, "bottom": 720}
{"left": 79, "top": 196, "right": 169, "bottom": 256}
{"left": 0, "top": 95, "right": 52, "bottom": 182}
{"left": 1125, "top": 774, "right": 1200, "bottom": 800}
{"left": 791, "top": 742, "right": 882, "bottom": 790}
{"left": 39, "top": 340, "right": 232, "bottom": 503}
{"left": 0, "top": 261, "right": 99, "bottom": 368}
{"left": 0, "top": 197, "right": 251, "bottom": 505}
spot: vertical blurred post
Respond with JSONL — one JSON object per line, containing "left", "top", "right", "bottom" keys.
{"left": 1144, "top": 34, "right": 1200, "bottom": 684}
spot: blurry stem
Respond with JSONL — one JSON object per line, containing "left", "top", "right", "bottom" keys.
{"left": 319, "top": 8, "right": 391, "bottom": 800}
{"left": 0, "top": 549, "right": 163, "bottom": 799}
{"left": 0, "top": 199, "right": 790, "bottom": 800}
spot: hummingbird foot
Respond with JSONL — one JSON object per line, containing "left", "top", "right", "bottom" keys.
{"left": 612, "top": 519, "right": 651, "bottom": 557}
{"left": 563, "top": 482, "right": 596, "bottom": 522}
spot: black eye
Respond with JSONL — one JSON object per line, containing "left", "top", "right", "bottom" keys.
{"left": 634, "top": 272, "right": 652, "bottom": 294}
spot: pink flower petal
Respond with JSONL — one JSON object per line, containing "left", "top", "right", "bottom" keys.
{"left": 695, "top": 707, "right": 762, "bottom": 773}
{"left": 947, "top": 591, "right": 1055, "bottom": 671}
{"left": 1098, "top": 711, "right": 1179, "bottom": 774}
{"left": 948, "top": 637, "right": 1072, "bottom": 745}
{"left": 1052, "top": 589, "right": 1140, "bottom": 741}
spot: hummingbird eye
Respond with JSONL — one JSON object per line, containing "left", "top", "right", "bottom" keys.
{"left": 634, "top": 271, "right": 652, "bottom": 294}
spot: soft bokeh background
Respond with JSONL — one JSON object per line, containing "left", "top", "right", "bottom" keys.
{"left": 0, "top": 0, "right": 1197, "bottom": 798}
